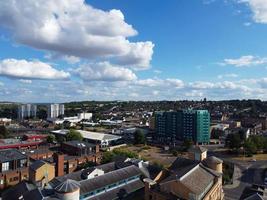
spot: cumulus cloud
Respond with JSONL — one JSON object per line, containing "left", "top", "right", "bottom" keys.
{"left": 135, "top": 78, "right": 184, "bottom": 88}
{"left": 217, "top": 73, "right": 238, "bottom": 79}
{"left": 75, "top": 62, "right": 137, "bottom": 82}
{"left": 0, "top": 59, "right": 70, "bottom": 80}
{"left": 0, "top": 0, "right": 154, "bottom": 69}
{"left": 219, "top": 55, "right": 267, "bottom": 67}
{"left": 240, "top": 0, "right": 267, "bottom": 24}
{"left": 19, "top": 79, "right": 32, "bottom": 84}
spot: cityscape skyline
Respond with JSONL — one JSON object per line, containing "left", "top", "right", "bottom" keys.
{"left": 0, "top": 0, "right": 267, "bottom": 102}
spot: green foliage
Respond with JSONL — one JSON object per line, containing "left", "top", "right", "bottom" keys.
{"left": 46, "top": 134, "right": 55, "bottom": 143}
{"left": 0, "top": 126, "right": 9, "bottom": 139}
{"left": 101, "top": 151, "right": 114, "bottom": 164}
{"left": 134, "top": 130, "right": 146, "bottom": 145}
{"left": 225, "top": 133, "right": 242, "bottom": 150}
{"left": 66, "top": 129, "right": 83, "bottom": 141}
{"left": 182, "top": 139, "right": 193, "bottom": 151}
{"left": 79, "top": 161, "right": 96, "bottom": 169}
{"left": 223, "top": 162, "right": 234, "bottom": 185}
{"left": 101, "top": 148, "right": 138, "bottom": 164}
{"left": 113, "top": 148, "right": 138, "bottom": 158}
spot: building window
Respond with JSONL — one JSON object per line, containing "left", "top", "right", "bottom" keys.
{"left": 19, "top": 159, "right": 27, "bottom": 168}
{"left": 2, "top": 162, "right": 9, "bottom": 172}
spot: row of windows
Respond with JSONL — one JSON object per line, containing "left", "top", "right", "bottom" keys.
{"left": 81, "top": 176, "right": 139, "bottom": 199}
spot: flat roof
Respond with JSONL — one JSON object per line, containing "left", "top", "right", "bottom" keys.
{"left": 52, "top": 129, "right": 121, "bottom": 142}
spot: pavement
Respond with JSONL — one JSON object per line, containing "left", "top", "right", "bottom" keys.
{"left": 207, "top": 149, "right": 267, "bottom": 200}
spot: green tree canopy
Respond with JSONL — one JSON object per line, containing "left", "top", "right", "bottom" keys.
{"left": 134, "top": 130, "right": 146, "bottom": 144}
{"left": 46, "top": 134, "right": 55, "bottom": 143}
{"left": 66, "top": 129, "right": 83, "bottom": 141}
{"left": 225, "top": 133, "right": 242, "bottom": 150}
{"left": 0, "top": 126, "right": 9, "bottom": 139}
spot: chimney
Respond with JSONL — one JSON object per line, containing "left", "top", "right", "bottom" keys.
{"left": 53, "top": 153, "right": 64, "bottom": 177}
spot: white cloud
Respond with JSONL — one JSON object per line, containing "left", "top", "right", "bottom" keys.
{"left": 62, "top": 56, "right": 80, "bottom": 64}
{"left": 19, "top": 79, "right": 32, "bottom": 84}
{"left": 0, "top": 59, "right": 70, "bottom": 80}
{"left": 189, "top": 81, "right": 215, "bottom": 89}
{"left": 135, "top": 78, "right": 184, "bottom": 88}
{"left": 219, "top": 55, "right": 267, "bottom": 67}
{"left": 166, "top": 78, "right": 185, "bottom": 88}
{"left": 185, "top": 90, "right": 204, "bottom": 97}
{"left": 217, "top": 73, "right": 238, "bottom": 79}
{"left": 0, "top": 0, "right": 154, "bottom": 69}
{"left": 75, "top": 62, "right": 137, "bottom": 82}
{"left": 240, "top": 0, "right": 267, "bottom": 24}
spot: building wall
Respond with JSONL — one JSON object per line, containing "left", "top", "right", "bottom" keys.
{"left": 155, "top": 110, "right": 210, "bottom": 144}
{"left": 0, "top": 167, "right": 28, "bottom": 189}
{"left": 203, "top": 178, "right": 223, "bottom": 200}
{"left": 160, "top": 181, "right": 193, "bottom": 200}
{"left": 29, "top": 163, "right": 55, "bottom": 185}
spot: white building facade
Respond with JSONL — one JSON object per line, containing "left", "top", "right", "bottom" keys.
{"left": 18, "top": 104, "right": 37, "bottom": 120}
{"left": 47, "top": 104, "right": 65, "bottom": 119}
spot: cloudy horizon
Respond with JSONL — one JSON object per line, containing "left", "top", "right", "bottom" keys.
{"left": 0, "top": 0, "right": 267, "bottom": 102}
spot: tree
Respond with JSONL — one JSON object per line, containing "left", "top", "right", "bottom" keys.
{"left": 66, "top": 129, "right": 83, "bottom": 141}
{"left": 182, "top": 139, "right": 193, "bottom": 151}
{"left": 0, "top": 126, "right": 9, "bottom": 139}
{"left": 101, "top": 151, "right": 114, "bottom": 164}
{"left": 134, "top": 130, "right": 146, "bottom": 144}
{"left": 225, "top": 133, "right": 242, "bottom": 150}
{"left": 244, "top": 140, "right": 257, "bottom": 156}
{"left": 46, "top": 134, "right": 55, "bottom": 143}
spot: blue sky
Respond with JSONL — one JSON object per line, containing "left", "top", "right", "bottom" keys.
{"left": 0, "top": 0, "right": 267, "bottom": 102}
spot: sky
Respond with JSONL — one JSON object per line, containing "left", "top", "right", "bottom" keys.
{"left": 0, "top": 0, "right": 267, "bottom": 102}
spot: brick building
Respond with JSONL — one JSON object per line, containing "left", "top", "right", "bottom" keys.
{"left": 0, "top": 149, "right": 29, "bottom": 189}
{"left": 144, "top": 146, "right": 224, "bottom": 200}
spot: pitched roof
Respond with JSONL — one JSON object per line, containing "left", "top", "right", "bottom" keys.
{"left": 203, "top": 156, "right": 223, "bottom": 165}
{"left": 55, "top": 179, "right": 81, "bottom": 193}
{"left": 30, "top": 160, "right": 47, "bottom": 171}
{"left": 160, "top": 157, "right": 220, "bottom": 198}
{"left": 23, "top": 188, "right": 43, "bottom": 200}
{"left": 0, "top": 149, "right": 27, "bottom": 163}
{"left": 160, "top": 157, "right": 199, "bottom": 184}
{"left": 89, "top": 179, "right": 144, "bottom": 200}
{"left": 2, "top": 181, "right": 36, "bottom": 200}
{"left": 80, "top": 165, "right": 142, "bottom": 195}
{"left": 179, "top": 165, "right": 215, "bottom": 195}
{"left": 49, "top": 162, "right": 118, "bottom": 188}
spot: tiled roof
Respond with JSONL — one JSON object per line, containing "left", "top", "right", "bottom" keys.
{"left": 180, "top": 165, "right": 214, "bottom": 195}
{"left": 2, "top": 181, "right": 36, "bottom": 200}
{"left": 80, "top": 165, "right": 142, "bottom": 194}
{"left": 50, "top": 162, "right": 118, "bottom": 188}
{"left": 89, "top": 179, "right": 144, "bottom": 200}
{"left": 0, "top": 149, "right": 27, "bottom": 163}
{"left": 29, "top": 160, "right": 47, "bottom": 171}
{"left": 160, "top": 157, "right": 220, "bottom": 197}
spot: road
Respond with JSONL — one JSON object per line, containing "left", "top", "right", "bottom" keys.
{"left": 207, "top": 148, "right": 267, "bottom": 200}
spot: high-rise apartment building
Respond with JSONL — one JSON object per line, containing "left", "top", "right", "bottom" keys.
{"left": 18, "top": 104, "right": 37, "bottom": 120}
{"left": 47, "top": 104, "right": 64, "bottom": 119}
{"left": 155, "top": 109, "right": 210, "bottom": 144}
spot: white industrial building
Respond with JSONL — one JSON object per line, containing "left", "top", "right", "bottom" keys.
{"left": 51, "top": 129, "right": 122, "bottom": 148}
{"left": 77, "top": 112, "right": 92, "bottom": 120}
